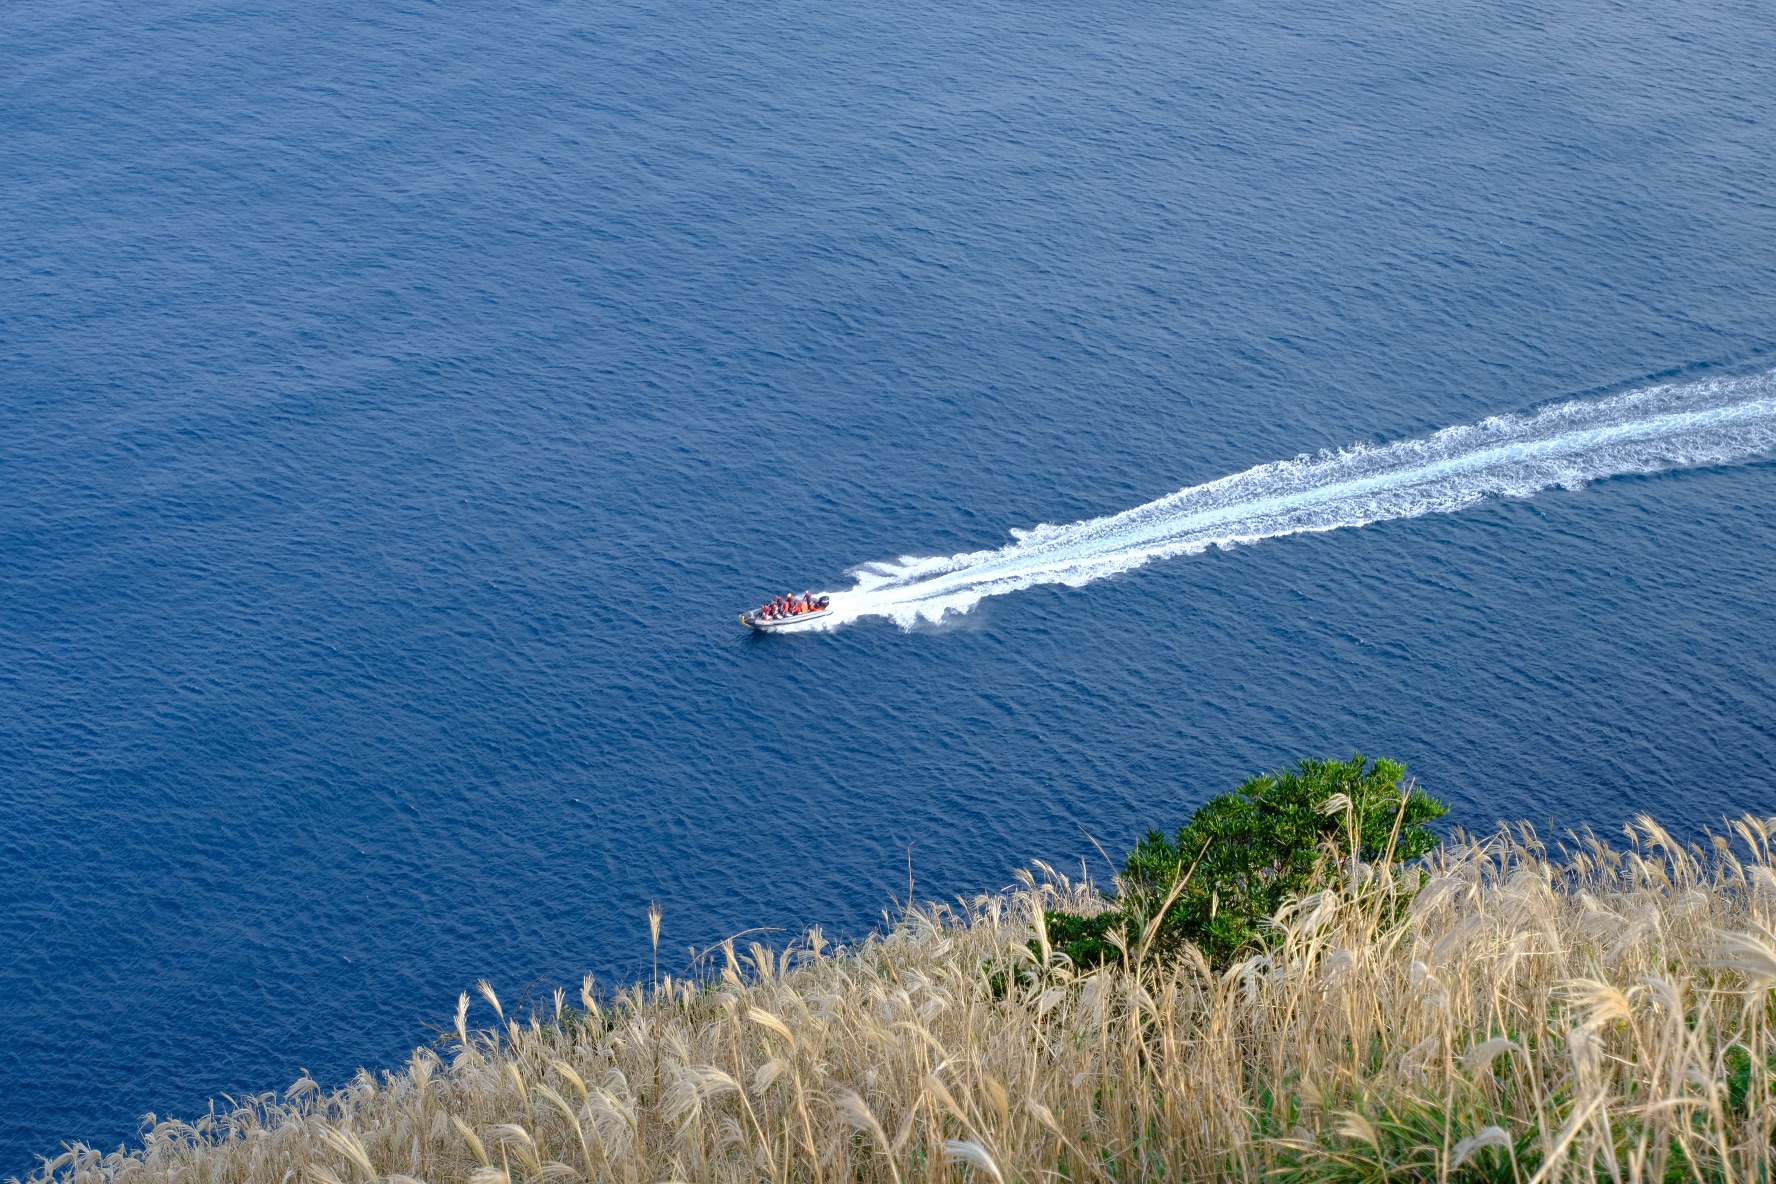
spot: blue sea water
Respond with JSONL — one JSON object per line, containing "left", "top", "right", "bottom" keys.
{"left": 4, "top": 0, "right": 1776, "bottom": 1167}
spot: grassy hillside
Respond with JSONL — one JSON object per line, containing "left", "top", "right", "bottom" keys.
{"left": 23, "top": 795, "right": 1776, "bottom": 1184}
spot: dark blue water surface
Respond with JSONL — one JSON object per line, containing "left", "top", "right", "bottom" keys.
{"left": 5, "top": 0, "right": 1776, "bottom": 1167}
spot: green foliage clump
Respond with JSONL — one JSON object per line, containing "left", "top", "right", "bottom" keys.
{"left": 1047, "top": 755, "right": 1447, "bottom": 969}
{"left": 1041, "top": 909, "right": 1126, "bottom": 972}
{"left": 1725, "top": 1045, "right": 1776, "bottom": 1114}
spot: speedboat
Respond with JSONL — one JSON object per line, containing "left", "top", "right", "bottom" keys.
{"left": 740, "top": 595, "right": 832, "bottom": 631}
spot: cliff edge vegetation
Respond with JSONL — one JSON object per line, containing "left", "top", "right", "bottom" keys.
{"left": 23, "top": 760, "right": 1776, "bottom": 1184}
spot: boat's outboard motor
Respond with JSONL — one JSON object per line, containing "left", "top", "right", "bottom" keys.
{"left": 817, "top": 595, "right": 831, "bottom": 609}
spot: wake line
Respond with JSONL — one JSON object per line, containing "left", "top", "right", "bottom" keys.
{"left": 806, "top": 370, "right": 1776, "bottom": 631}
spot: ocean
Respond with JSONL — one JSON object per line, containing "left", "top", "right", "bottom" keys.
{"left": 3, "top": 0, "right": 1774, "bottom": 1168}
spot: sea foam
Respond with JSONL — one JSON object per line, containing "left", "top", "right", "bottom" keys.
{"left": 811, "top": 371, "right": 1776, "bottom": 630}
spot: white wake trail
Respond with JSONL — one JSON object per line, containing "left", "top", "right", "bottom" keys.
{"left": 815, "top": 370, "right": 1776, "bottom": 630}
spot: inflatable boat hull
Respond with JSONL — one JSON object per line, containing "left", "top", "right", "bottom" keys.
{"left": 740, "top": 607, "right": 832, "bottom": 631}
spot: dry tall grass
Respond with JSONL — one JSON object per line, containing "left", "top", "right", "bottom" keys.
{"left": 26, "top": 816, "right": 1776, "bottom": 1184}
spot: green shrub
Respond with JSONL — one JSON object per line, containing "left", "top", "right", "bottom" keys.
{"left": 1041, "top": 908, "right": 1126, "bottom": 969}
{"left": 1047, "top": 755, "right": 1447, "bottom": 970}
